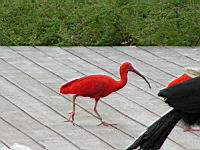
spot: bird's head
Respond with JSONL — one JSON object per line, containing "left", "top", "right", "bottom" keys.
{"left": 121, "top": 62, "right": 135, "bottom": 72}
{"left": 121, "top": 62, "right": 151, "bottom": 88}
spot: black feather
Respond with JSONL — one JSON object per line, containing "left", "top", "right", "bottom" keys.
{"left": 127, "top": 77, "right": 200, "bottom": 150}
{"left": 127, "top": 109, "right": 182, "bottom": 150}
{"left": 158, "top": 77, "right": 200, "bottom": 99}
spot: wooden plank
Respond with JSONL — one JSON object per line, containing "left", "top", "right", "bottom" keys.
{"left": 36, "top": 46, "right": 188, "bottom": 149}
{"left": 0, "top": 119, "right": 44, "bottom": 150}
{"left": 142, "top": 46, "right": 200, "bottom": 68}
{"left": 0, "top": 46, "right": 199, "bottom": 149}
{"left": 0, "top": 97, "right": 45, "bottom": 150}
{"left": 115, "top": 46, "right": 183, "bottom": 76}
{"left": 6, "top": 46, "right": 183, "bottom": 149}
{"left": 0, "top": 85, "right": 80, "bottom": 150}
{"left": 0, "top": 58, "right": 116, "bottom": 149}
{"left": 0, "top": 142, "right": 8, "bottom": 149}
{"left": 165, "top": 46, "right": 200, "bottom": 62}
{"left": 5, "top": 47, "right": 139, "bottom": 150}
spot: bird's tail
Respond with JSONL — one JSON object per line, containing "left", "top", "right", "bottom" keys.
{"left": 59, "top": 79, "right": 78, "bottom": 94}
{"left": 127, "top": 109, "right": 183, "bottom": 150}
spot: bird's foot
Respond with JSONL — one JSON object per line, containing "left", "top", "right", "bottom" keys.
{"left": 184, "top": 128, "right": 200, "bottom": 132}
{"left": 97, "top": 121, "right": 117, "bottom": 127}
{"left": 64, "top": 112, "right": 75, "bottom": 125}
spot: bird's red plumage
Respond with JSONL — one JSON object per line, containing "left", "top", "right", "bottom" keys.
{"left": 167, "top": 73, "right": 192, "bottom": 88}
{"left": 60, "top": 79, "right": 79, "bottom": 94}
{"left": 60, "top": 75, "right": 118, "bottom": 99}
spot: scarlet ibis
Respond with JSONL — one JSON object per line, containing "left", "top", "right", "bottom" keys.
{"left": 60, "top": 62, "right": 151, "bottom": 126}
{"left": 127, "top": 74, "right": 200, "bottom": 150}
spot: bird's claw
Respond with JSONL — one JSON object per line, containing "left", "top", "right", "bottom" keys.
{"left": 97, "top": 121, "right": 117, "bottom": 127}
{"left": 64, "top": 112, "right": 75, "bottom": 125}
{"left": 184, "top": 128, "right": 200, "bottom": 132}
{"left": 64, "top": 120, "right": 76, "bottom": 126}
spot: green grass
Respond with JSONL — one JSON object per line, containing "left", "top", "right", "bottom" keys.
{"left": 0, "top": 0, "right": 200, "bottom": 46}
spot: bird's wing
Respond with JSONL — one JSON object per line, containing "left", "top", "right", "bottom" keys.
{"left": 60, "top": 78, "right": 79, "bottom": 94}
{"left": 61, "top": 79, "right": 79, "bottom": 89}
{"left": 166, "top": 96, "right": 200, "bottom": 113}
{"left": 158, "top": 77, "right": 200, "bottom": 113}
{"left": 92, "top": 82, "right": 110, "bottom": 97}
{"left": 70, "top": 75, "right": 111, "bottom": 97}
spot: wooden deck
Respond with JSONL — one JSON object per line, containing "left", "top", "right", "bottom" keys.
{"left": 0, "top": 46, "right": 200, "bottom": 150}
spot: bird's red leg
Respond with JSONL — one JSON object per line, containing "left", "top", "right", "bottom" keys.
{"left": 93, "top": 99, "right": 103, "bottom": 121}
{"left": 184, "top": 127, "right": 200, "bottom": 132}
{"left": 65, "top": 95, "right": 77, "bottom": 125}
{"left": 93, "top": 99, "right": 117, "bottom": 127}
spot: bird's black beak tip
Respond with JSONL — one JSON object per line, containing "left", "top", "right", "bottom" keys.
{"left": 146, "top": 82, "right": 151, "bottom": 89}
{"left": 133, "top": 69, "right": 151, "bottom": 89}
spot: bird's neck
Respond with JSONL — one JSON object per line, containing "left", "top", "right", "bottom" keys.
{"left": 115, "top": 70, "right": 128, "bottom": 91}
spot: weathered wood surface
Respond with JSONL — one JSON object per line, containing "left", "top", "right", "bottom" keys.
{"left": 0, "top": 46, "right": 200, "bottom": 150}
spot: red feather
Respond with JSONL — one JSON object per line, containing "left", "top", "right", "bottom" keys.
{"left": 60, "top": 79, "right": 79, "bottom": 94}
{"left": 167, "top": 73, "right": 193, "bottom": 88}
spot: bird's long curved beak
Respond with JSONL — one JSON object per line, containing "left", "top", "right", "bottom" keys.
{"left": 133, "top": 69, "right": 151, "bottom": 88}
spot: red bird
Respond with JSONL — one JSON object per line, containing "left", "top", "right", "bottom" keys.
{"left": 60, "top": 62, "right": 151, "bottom": 126}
